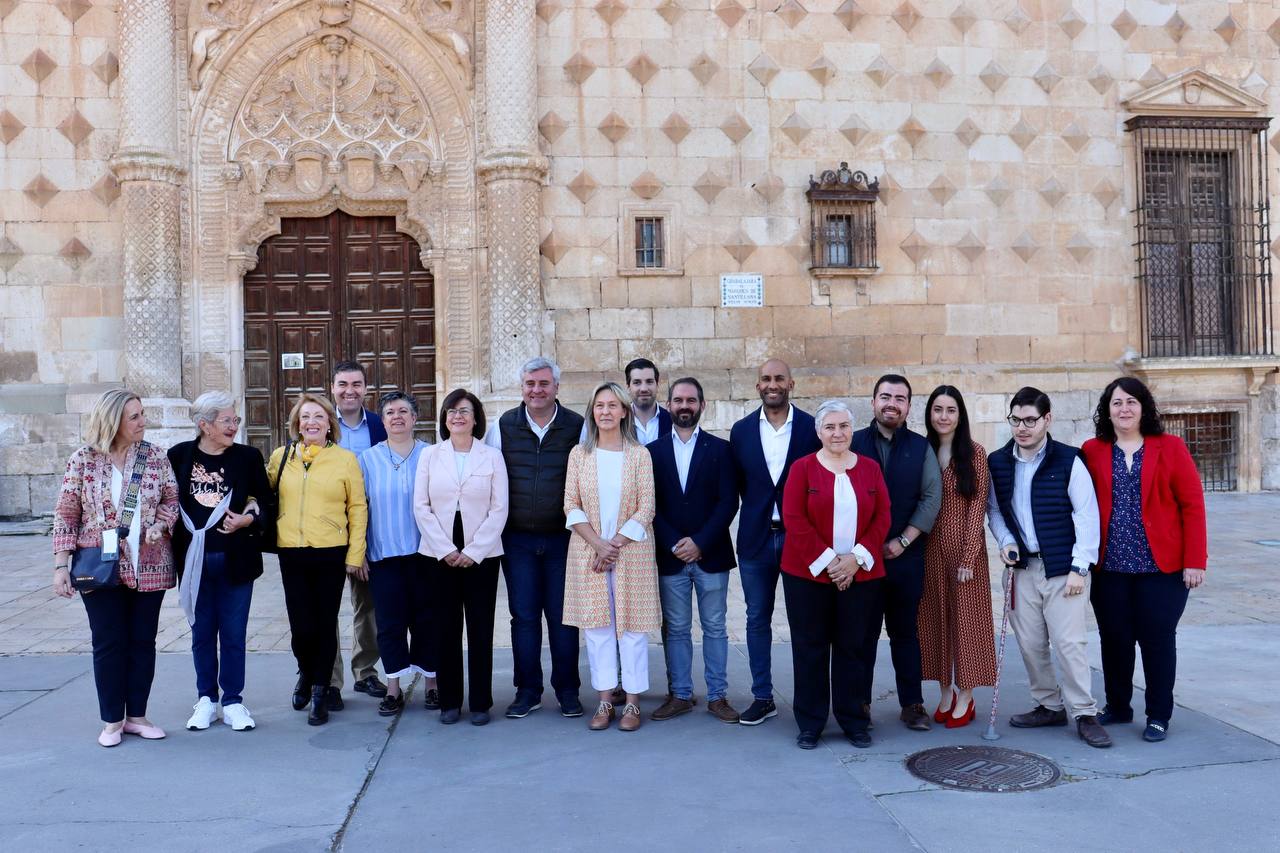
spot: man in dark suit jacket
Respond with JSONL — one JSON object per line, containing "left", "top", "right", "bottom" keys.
{"left": 649, "top": 378, "right": 741, "bottom": 724}
{"left": 729, "top": 359, "right": 822, "bottom": 726}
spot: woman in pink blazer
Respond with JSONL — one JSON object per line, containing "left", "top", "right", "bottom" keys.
{"left": 414, "top": 389, "right": 509, "bottom": 726}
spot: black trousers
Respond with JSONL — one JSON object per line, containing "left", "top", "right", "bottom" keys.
{"left": 860, "top": 555, "right": 925, "bottom": 707}
{"left": 369, "top": 552, "right": 437, "bottom": 678}
{"left": 1090, "top": 569, "right": 1189, "bottom": 722}
{"left": 432, "top": 512, "right": 499, "bottom": 712}
{"left": 81, "top": 586, "right": 165, "bottom": 723}
{"left": 279, "top": 546, "right": 349, "bottom": 688}
{"left": 782, "top": 572, "right": 882, "bottom": 736}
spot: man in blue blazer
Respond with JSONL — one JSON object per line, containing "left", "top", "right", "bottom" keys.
{"left": 649, "top": 378, "right": 741, "bottom": 724}
{"left": 729, "top": 359, "right": 821, "bottom": 726}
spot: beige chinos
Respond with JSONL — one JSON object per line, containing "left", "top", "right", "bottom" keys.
{"left": 1005, "top": 556, "right": 1098, "bottom": 718}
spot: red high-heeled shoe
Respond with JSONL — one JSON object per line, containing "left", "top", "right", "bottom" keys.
{"left": 945, "top": 698, "right": 976, "bottom": 729}
{"left": 933, "top": 690, "right": 956, "bottom": 724}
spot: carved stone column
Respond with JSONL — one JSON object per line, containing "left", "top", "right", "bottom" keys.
{"left": 111, "top": 0, "right": 185, "bottom": 398}
{"left": 477, "top": 0, "right": 547, "bottom": 393}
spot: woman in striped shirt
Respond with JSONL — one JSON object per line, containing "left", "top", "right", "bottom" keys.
{"left": 359, "top": 391, "right": 438, "bottom": 716}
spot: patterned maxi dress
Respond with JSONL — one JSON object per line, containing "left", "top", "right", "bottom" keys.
{"left": 918, "top": 444, "right": 998, "bottom": 689}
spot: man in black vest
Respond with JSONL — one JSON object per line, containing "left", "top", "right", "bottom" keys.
{"left": 850, "top": 374, "right": 941, "bottom": 731}
{"left": 986, "top": 387, "right": 1110, "bottom": 748}
{"left": 487, "top": 356, "right": 586, "bottom": 719}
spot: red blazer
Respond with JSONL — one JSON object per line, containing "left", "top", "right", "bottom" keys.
{"left": 1081, "top": 434, "right": 1207, "bottom": 574}
{"left": 780, "top": 453, "right": 892, "bottom": 584}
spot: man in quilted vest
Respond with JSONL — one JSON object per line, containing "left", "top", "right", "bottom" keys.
{"left": 987, "top": 387, "right": 1110, "bottom": 748}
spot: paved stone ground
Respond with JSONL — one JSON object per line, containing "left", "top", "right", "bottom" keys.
{"left": 2, "top": 493, "right": 1279, "bottom": 851}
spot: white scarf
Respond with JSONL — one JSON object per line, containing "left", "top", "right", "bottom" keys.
{"left": 178, "top": 490, "right": 234, "bottom": 626}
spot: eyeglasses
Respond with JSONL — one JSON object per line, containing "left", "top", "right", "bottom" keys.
{"left": 214, "top": 416, "right": 242, "bottom": 427}
{"left": 1007, "top": 415, "right": 1045, "bottom": 429}
{"left": 446, "top": 408, "right": 474, "bottom": 418}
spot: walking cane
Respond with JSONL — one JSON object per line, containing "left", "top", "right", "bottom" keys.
{"left": 982, "top": 567, "right": 1014, "bottom": 741}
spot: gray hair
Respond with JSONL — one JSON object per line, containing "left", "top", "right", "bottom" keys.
{"left": 519, "top": 356, "right": 561, "bottom": 385}
{"left": 191, "top": 391, "right": 236, "bottom": 436}
{"left": 378, "top": 390, "right": 419, "bottom": 418}
{"left": 813, "top": 398, "right": 854, "bottom": 432}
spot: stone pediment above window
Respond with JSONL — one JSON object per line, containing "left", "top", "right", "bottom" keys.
{"left": 1121, "top": 69, "right": 1266, "bottom": 117}
{"left": 806, "top": 162, "right": 880, "bottom": 279}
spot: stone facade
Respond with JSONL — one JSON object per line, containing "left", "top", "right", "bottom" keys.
{"left": 2, "top": 0, "right": 1280, "bottom": 516}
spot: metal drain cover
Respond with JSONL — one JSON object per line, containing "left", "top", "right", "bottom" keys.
{"left": 905, "top": 746, "right": 1062, "bottom": 793}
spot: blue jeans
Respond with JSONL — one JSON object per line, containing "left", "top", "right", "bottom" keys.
{"left": 659, "top": 564, "right": 729, "bottom": 701}
{"left": 737, "top": 529, "right": 785, "bottom": 701}
{"left": 191, "top": 551, "right": 254, "bottom": 706}
{"left": 501, "top": 530, "right": 580, "bottom": 699}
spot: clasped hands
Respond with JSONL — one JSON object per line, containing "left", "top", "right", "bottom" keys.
{"left": 590, "top": 534, "right": 629, "bottom": 573}
{"left": 826, "top": 553, "right": 871, "bottom": 591}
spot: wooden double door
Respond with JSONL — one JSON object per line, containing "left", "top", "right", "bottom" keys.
{"left": 242, "top": 212, "right": 437, "bottom": 456}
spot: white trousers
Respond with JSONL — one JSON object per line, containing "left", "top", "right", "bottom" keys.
{"left": 584, "top": 571, "right": 649, "bottom": 694}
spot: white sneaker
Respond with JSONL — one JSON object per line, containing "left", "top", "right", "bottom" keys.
{"left": 187, "top": 697, "right": 219, "bottom": 730}
{"left": 221, "top": 702, "right": 256, "bottom": 731}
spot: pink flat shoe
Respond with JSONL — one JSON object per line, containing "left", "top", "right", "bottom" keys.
{"left": 98, "top": 726, "right": 123, "bottom": 748}
{"left": 123, "top": 720, "right": 166, "bottom": 739}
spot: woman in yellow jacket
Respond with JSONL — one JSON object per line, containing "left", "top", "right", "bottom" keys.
{"left": 267, "top": 393, "right": 367, "bottom": 726}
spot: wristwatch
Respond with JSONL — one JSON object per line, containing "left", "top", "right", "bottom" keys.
{"left": 1070, "top": 565, "right": 1090, "bottom": 577}
{"left": 897, "top": 535, "right": 910, "bottom": 550}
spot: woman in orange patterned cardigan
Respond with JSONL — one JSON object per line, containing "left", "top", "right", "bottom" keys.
{"left": 563, "top": 382, "right": 659, "bottom": 733}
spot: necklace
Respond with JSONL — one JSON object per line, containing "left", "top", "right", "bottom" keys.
{"left": 385, "top": 443, "right": 409, "bottom": 470}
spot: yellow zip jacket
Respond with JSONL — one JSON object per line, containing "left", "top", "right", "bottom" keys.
{"left": 266, "top": 443, "right": 367, "bottom": 567}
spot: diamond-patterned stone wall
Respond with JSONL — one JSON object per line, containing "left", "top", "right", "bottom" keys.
{"left": 536, "top": 1, "right": 1280, "bottom": 476}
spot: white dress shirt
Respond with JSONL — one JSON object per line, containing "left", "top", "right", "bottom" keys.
{"left": 672, "top": 427, "right": 699, "bottom": 491}
{"left": 808, "top": 467, "right": 876, "bottom": 577}
{"left": 564, "top": 449, "right": 648, "bottom": 542}
{"left": 633, "top": 406, "right": 663, "bottom": 446}
{"left": 985, "top": 441, "right": 1101, "bottom": 570}
{"left": 759, "top": 405, "right": 794, "bottom": 522}
{"left": 485, "top": 404, "right": 559, "bottom": 450}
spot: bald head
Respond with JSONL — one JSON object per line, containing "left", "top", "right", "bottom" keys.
{"left": 756, "top": 358, "right": 795, "bottom": 412}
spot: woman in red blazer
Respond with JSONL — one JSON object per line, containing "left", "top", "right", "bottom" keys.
{"left": 1081, "top": 377, "right": 1207, "bottom": 743}
{"left": 781, "top": 400, "right": 891, "bottom": 750}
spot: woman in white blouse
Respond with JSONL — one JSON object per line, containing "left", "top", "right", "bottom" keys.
{"left": 562, "top": 382, "right": 659, "bottom": 732}
{"left": 779, "top": 400, "right": 892, "bottom": 750}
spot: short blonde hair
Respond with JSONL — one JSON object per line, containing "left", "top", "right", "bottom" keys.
{"left": 84, "top": 389, "right": 142, "bottom": 454}
{"left": 581, "top": 381, "right": 638, "bottom": 451}
{"left": 286, "top": 393, "right": 341, "bottom": 443}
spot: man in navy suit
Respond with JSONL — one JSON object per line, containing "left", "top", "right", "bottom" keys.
{"left": 729, "top": 359, "right": 821, "bottom": 726}
{"left": 649, "top": 378, "right": 741, "bottom": 724}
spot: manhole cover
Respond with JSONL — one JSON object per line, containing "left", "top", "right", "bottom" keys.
{"left": 905, "top": 746, "right": 1061, "bottom": 793}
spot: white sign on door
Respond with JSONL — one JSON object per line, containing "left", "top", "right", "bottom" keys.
{"left": 720, "top": 273, "right": 764, "bottom": 308}
{"left": 281, "top": 353, "right": 304, "bottom": 370}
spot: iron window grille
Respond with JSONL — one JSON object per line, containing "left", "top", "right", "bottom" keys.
{"left": 634, "top": 216, "right": 664, "bottom": 268}
{"left": 1128, "top": 116, "right": 1273, "bottom": 358}
{"left": 1163, "top": 411, "right": 1238, "bottom": 491}
{"left": 807, "top": 162, "right": 879, "bottom": 272}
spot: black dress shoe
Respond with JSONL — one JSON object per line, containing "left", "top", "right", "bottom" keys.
{"left": 325, "top": 686, "right": 344, "bottom": 711}
{"left": 796, "top": 731, "right": 820, "bottom": 750}
{"left": 1009, "top": 705, "right": 1068, "bottom": 728}
{"left": 440, "top": 708, "right": 461, "bottom": 725}
{"left": 471, "top": 711, "right": 490, "bottom": 726}
{"left": 378, "top": 693, "right": 404, "bottom": 717}
{"left": 292, "top": 675, "right": 309, "bottom": 711}
{"left": 308, "top": 686, "right": 329, "bottom": 726}
{"left": 354, "top": 675, "right": 388, "bottom": 698}
{"left": 1098, "top": 706, "right": 1134, "bottom": 726}
{"left": 423, "top": 688, "right": 440, "bottom": 711}
{"left": 847, "top": 730, "right": 872, "bottom": 749}
{"left": 559, "top": 695, "right": 584, "bottom": 718}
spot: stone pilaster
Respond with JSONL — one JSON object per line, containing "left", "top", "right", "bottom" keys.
{"left": 477, "top": 0, "right": 546, "bottom": 393}
{"left": 111, "top": 0, "right": 184, "bottom": 398}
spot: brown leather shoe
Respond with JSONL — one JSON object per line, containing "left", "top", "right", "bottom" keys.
{"left": 618, "top": 703, "right": 642, "bottom": 732}
{"left": 900, "top": 703, "right": 932, "bottom": 731}
{"left": 1076, "top": 715, "right": 1113, "bottom": 748}
{"left": 651, "top": 696, "right": 694, "bottom": 721}
{"left": 1009, "top": 705, "right": 1069, "bottom": 728}
{"left": 707, "top": 698, "right": 740, "bottom": 724}
{"left": 588, "top": 701, "right": 615, "bottom": 731}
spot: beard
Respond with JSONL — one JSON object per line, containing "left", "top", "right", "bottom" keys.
{"left": 672, "top": 409, "right": 701, "bottom": 429}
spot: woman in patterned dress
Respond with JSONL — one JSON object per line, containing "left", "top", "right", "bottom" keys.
{"left": 52, "top": 389, "right": 180, "bottom": 747}
{"left": 919, "top": 385, "right": 997, "bottom": 729}
{"left": 562, "top": 381, "right": 659, "bottom": 732}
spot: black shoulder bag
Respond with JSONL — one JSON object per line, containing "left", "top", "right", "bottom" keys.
{"left": 257, "top": 441, "right": 293, "bottom": 555}
{"left": 71, "top": 443, "right": 150, "bottom": 591}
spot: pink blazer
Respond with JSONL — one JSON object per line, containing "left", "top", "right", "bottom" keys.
{"left": 413, "top": 440, "right": 508, "bottom": 563}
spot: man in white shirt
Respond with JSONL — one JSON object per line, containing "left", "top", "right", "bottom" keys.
{"left": 624, "top": 357, "right": 671, "bottom": 446}
{"left": 986, "top": 386, "right": 1110, "bottom": 749}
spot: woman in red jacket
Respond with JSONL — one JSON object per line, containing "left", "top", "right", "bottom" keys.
{"left": 1082, "top": 377, "right": 1207, "bottom": 743}
{"left": 781, "top": 399, "right": 891, "bottom": 750}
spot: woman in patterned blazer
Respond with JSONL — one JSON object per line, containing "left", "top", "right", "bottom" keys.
{"left": 563, "top": 381, "right": 659, "bottom": 732}
{"left": 52, "top": 389, "right": 179, "bottom": 747}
